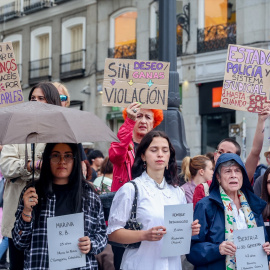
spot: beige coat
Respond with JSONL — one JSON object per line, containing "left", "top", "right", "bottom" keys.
{"left": 0, "top": 144, "right": 45, "bottom": 238}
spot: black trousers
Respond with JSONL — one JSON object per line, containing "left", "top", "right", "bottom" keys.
{"left": 111, "top": 245, "right": 125, "bottom": 270}
{"left": 8, "top": 238, "right": 24, "bottom": 270}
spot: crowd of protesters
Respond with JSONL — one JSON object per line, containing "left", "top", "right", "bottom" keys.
{"left": 0, "top": 82, "right": 270, "bottom": 270}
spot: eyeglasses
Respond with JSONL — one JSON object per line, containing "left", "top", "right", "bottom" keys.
{"left": 50, "top": 153, "right": 75, "bottom": 163}
{"left": 60, "top": 95, "right": 68, "bottom": 102}
{"left": 215, "top": 150, "right": 224, "bottom": 155}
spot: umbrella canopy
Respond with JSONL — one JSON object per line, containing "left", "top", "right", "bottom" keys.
{"left": 0, "top": 102, "right": 119, "bottom": 144}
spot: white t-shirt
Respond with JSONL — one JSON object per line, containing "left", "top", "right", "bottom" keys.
{"left": 107, "top": 171, "right": 187, "bottom": 270}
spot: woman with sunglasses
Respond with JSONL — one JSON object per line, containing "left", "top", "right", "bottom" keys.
{"left": 12, "top": 143, "right": 107, "bottom": 269}
{"left": 52, "top": 82, "right": 91, "bottom": 181}
{"left": 0, "top": 82, "right": 61, "bottom": 270}
{"left": 52, "top": 82, "right": 70, "bottom": 107}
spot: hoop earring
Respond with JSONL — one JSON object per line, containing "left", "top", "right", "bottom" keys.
{"left": 143, "top": 161, "right": 147, "bottom": 170}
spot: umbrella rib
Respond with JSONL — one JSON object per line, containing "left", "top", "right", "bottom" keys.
{"left": 1, "top": 112, "right": 14, "bottom": 145}
{"left": 62, "top": 114, "right": 77, "bottom": 142}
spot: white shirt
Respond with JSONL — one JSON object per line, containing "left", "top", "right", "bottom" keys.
{"left": 107, "top": 172, "right": 187, "bottom": 270}
{"left": 229, "top": 198, "right": 248, "bottom": 230}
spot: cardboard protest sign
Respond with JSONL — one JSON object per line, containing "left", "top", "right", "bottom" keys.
{"left": 220, "top": 44, "right": 270, "bottom": 113}
{"left": 47, "top": 213, "right": 86, "bottom": 270}
{"left": 0, "top": 42, "right": 23, "bottom": 108}
{"left": 103, "top": 58, "right": 170, "bottom": 110}
{"left": 161, "top": 203, "right": 193, "bottom": 257}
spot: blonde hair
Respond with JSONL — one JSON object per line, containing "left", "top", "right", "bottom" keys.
{"left": 180, "top": 155, "right": 211, "bottom": 182}
{"left": 52, "top": 82, "right": 70, "bottom": 107}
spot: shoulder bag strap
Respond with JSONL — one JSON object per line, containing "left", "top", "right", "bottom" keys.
{"left": 128, "top": 181, "right": 138, "bottom": 220}
{"left": 100, "top": 158, "right": 110, "bottom": 187}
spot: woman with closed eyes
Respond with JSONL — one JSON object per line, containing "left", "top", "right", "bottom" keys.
{"left": 107, "top": 131, "right": 200, "bottom": 270}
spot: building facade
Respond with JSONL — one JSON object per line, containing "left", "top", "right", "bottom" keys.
{"left": 0, "top": 0, "right": 269, "bottom": 161}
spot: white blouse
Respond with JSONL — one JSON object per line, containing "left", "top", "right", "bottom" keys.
{"left": 107, "top": 171, "right": 187, "bottom": 270}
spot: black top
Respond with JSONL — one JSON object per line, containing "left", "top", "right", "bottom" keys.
{"left": 133, "top": 141, "right": 139, "bottom": 153}
{"left": 52, "top": 184, "right": 73, "bottom": 216}
{"left": 90, "top": 168, "right": 97, "bottom": 183}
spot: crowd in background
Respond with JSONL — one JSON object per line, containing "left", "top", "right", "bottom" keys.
{"left": 0, "top": 82, "right": 270, "bottom": 270}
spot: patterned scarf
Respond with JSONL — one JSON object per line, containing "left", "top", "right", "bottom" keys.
{"left": 219, "top": 186, "right": 257, "bottom": 270}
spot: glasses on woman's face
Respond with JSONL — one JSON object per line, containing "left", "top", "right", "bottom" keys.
{"left": 49, "top": 153, "right": 75, "bottom": 163}
{"left": 60, "top": 95, "right": 68, "bottom": 102}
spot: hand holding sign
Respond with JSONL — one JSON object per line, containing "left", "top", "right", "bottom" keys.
{"left": 126, "top": 102, "right": 142, "bottom": 121}
{"left": 78, "top": 236, "right": 91, "bottom": 254}
{"left": 142, "top": 226, "right": 167, "bottom": 241}
{"left": 191, "top": 219, "right": 201, "bottom": 236}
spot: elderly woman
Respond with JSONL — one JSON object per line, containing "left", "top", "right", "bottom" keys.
{"left": 109, "top": 102, "right": 163, "bottom": 192}
{"left": 187, "top": 153, "right": 270, "bottom": 270}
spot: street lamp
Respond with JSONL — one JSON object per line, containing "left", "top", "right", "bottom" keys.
{"left": 156, "top": 0, "right": 190, "bottom": 169}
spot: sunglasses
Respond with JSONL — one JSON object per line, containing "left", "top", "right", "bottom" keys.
{"left": 60, "top": 95, "right": 68, "bottom": 102}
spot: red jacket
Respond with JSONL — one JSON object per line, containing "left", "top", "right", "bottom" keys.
{"left": 109, "top": 117, "right": 136, "bottom": 192}
{"left": 192, "top": 180, "right": 212, "bottom": 209}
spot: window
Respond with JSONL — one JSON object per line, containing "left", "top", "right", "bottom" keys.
{"left": 204, "top": 0, "right": 236, "bottom": 27}
{"left": 30, "top": 26, "right": 52, "bottom": 84}
{"left": 197, "top": 0, "right": 236, "bottom": 53}
{"left": 3, "top": 34, "right": 22, "bottom": 80}
{"left": 61, "top": 17, "right": 85, "bottom": 79}
{"left": 109, "top": 8, "right": 137, "bottom": 59}
{"left": 0, "top": 0, "right": 21, "bottom": 22}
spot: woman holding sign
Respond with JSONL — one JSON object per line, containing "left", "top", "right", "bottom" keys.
{"left": 0, "top": 82, "right": 61, "bottom": 270}
{"left": 12, "top": 143, "right": 107, "bottom": 269}
{"left": 187, "top": 153, "right": 270, "bottom": 270}
{"left": 108, "top": 130, "right": 200, "bottom": 270}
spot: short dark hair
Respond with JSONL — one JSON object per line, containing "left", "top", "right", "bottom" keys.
{"left": 28, "top": 82, "right": 62, "bottom": 106}
{"left": 217, "top": 138, "right": 241, "bottom": 156}
{"left": 132, "top": 130, "right": 178, "bottom": 186}
{"left": 88, "top": 150, "right": 104, "bottom": 165}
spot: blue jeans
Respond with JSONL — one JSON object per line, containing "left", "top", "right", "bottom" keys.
{"left": 0, "top": 237, "right": 8, "bottom": 259}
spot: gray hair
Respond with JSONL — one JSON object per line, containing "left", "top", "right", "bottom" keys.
{"left": 216, "top": 160, "right": 240, "bottom": 177}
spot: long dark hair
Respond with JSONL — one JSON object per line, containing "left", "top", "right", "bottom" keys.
{"left": 261, "top": 167, "right": 270, "bottom": 221}
{"left": 132, "top": 130, "right": 178, "bottom": 186}
{"left": 28, "top": 82, "right": 62, "bottom": 106}
{"left": 34, "top": 143, "right": 83, "bottom": 222}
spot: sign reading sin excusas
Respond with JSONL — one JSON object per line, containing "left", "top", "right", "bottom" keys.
{"left": 0, "top": 42, "right": 23, "bottom": 108}
{"left": 220, "top": 44, "right": 270, "bottom": 113}
{"left": 102, "top": 58, "right": 170, "bottom": 110}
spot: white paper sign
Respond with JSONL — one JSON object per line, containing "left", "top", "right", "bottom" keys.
{"left": 234, "top": 226, "right": 268, "bottom": 270}
{"left": 47, "top": 212, "right": 86, "bottom": 270}
{"left": 161, "top": 203, "right": 193, "bottom": 257}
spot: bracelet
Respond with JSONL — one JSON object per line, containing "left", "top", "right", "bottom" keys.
{"left": 22, "top": 212, "right": 32, "bottom": 219}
